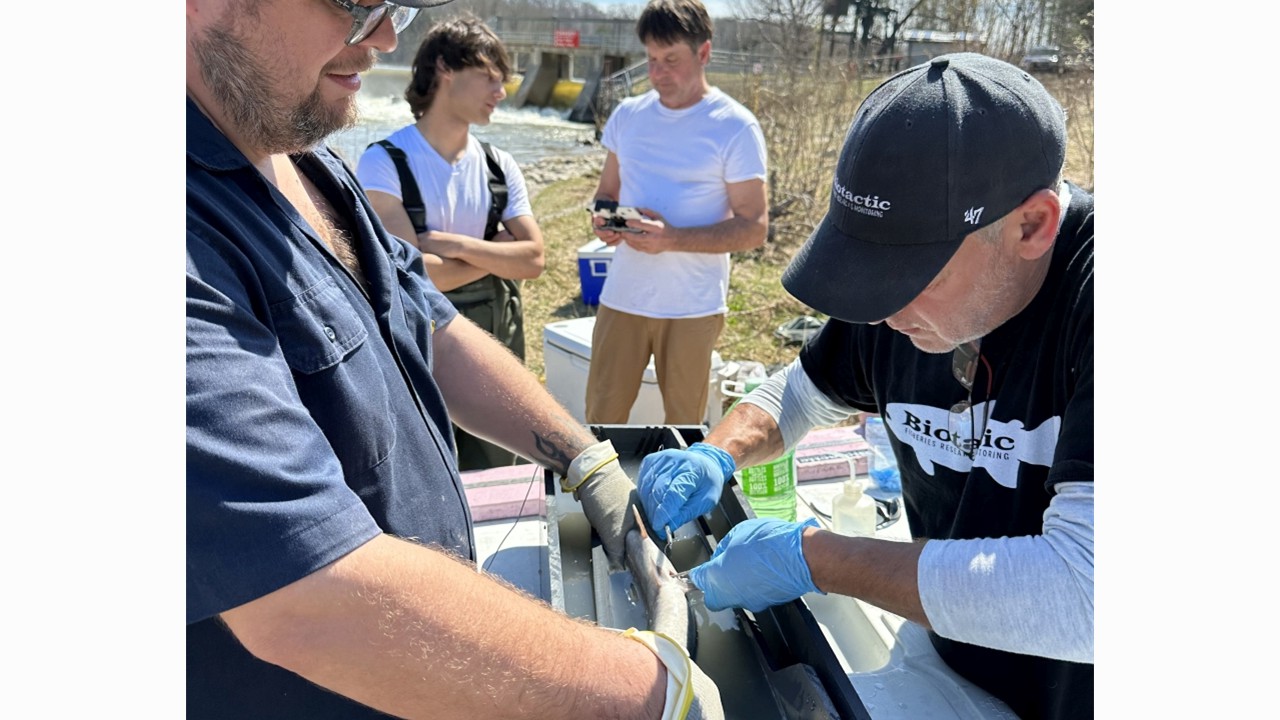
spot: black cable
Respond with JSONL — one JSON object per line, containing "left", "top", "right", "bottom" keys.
{"left": 480, "top": 464, "right": 542, "bottom": 574}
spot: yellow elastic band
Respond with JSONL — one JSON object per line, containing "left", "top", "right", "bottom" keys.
{"left": 619, "top": 628, "right": 694, "bottom": 720}
{"left": 560, "top": 451, "right": 619, "bottom": 493}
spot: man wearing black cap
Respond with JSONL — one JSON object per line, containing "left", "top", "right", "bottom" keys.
{"left": 186, "top": 1, "right": 722, "bottom": 717}
{"left": 637, "top": 53, "right": 1094, "bottom": 719}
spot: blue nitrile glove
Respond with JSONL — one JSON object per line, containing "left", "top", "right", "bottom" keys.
{"left": 687, "top": 517, "right": 824, "bottom": 613}
{"left": 637, "top": 442, "right": 736, "bottom": 541}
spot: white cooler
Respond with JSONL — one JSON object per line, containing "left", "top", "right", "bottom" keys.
{"left": 543, "top": 316, "right": 722, "bottom": 426}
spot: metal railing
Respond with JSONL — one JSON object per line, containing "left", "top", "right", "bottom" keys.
{"left": 583, "top": 48, "right": 788, "bottom": 125}
{"left": 597, "top": 50, "right": 781, "bottom": 96}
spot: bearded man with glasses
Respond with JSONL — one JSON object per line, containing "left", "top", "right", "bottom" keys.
{"left": 187, "top": 1, "right": 723, "bottom": 718}
{"left": 637, "top": 53, "right": 1095, "bottom": 720}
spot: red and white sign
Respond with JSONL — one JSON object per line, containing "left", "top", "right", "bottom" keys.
{"left": 552, "top": 30, "right": 580, "bottom": 48}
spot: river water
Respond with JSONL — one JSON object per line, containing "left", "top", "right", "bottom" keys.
{"left": 327, "top": 66, "right": 599, "bottom": 169}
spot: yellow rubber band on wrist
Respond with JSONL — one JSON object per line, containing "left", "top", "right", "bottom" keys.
{"left": 619, "top": 627, "right": 695, "bottom": 720}
{"left": 560, "top": 451, "right": 619, "bottom": 493}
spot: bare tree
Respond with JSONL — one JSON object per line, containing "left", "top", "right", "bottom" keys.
{"left": 729, "top": 0, "right": 827, "bottom": 72}
{"left": 866, "top": 2, "right": 921, "bottom": 59}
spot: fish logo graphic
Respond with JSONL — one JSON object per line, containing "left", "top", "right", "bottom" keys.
{"left": 883, "top": 401, "right": 1061, "bottom": 488}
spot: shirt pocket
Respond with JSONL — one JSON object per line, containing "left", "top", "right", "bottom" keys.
{"left": 271, "top": 275, "right": 396, "bottom": 472}
{"left": 393, "top": 264, "right": 441, "bottom": 370}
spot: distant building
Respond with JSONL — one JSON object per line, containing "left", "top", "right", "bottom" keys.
{"left": 899, "top": 29, "right": 987, "bottom": 67}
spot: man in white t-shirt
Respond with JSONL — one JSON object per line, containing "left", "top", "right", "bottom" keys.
{"left": 586, "top": 0, "right": 768, "bottom": 426}
{"left": 358, "top": 14, "right": 544, "bottom": 470}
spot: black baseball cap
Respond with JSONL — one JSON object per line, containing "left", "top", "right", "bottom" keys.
{"left": 781, "top": 52, "right": 1067, "bottom": 323}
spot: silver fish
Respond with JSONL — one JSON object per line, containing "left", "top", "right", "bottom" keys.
{"left": 623, "top": 505, "right": 694, "bottom": 650}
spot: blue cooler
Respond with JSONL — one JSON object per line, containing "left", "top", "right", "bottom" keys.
{"left": 577, "top": 239, "right": 614, "bottom": 306}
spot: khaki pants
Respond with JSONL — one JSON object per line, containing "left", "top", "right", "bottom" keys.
{"left": 585, "top": 306, "right": 724, "bottom": 425}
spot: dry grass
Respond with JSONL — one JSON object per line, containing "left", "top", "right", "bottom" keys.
{"left": 1040, "top": 72, "right": 1095, "bottom": 191}
{"left": 518, "top": 66, "right": 1094, "bottom": 386}
{"left": 522, "top": 175, "right": 601, "bottom": 382}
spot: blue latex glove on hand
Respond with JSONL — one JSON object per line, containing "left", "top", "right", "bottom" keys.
{"left": 637, "top": 442, "right": 736, "bottom": 541}
{"left": 687, "top": 517, "right": 824, "bottom": 612}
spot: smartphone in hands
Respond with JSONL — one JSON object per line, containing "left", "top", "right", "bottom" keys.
{"left": 589, "top": 199, "right": 645, "bottom": 233}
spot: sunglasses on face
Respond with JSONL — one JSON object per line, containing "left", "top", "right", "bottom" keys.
{"left": 326, "top": 0, "right": 445, "bottom": 46}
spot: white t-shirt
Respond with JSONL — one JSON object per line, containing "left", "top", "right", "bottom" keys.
{"left": 599, "top": 88, "right": 768, "bottom": 318}
{"left": 355, "top": 127, "right": 532, "bottom": 241}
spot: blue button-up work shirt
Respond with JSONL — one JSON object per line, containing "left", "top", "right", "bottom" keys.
{"left": 186, "top": 98, "right": 472, "bottom": 718}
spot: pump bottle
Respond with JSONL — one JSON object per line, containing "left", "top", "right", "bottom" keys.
{"left": 831, "top": 479, "right": 877, "bottom": 537}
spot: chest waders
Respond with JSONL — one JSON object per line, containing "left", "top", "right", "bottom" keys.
{"left": 372, "top": 139, "right": 524, "bottom": 470}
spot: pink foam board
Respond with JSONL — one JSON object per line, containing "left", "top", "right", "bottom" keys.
{"left": 795, "top": 426, "right": 871, "bottom": 481}
{"left": 797, "top": 450, "right": 870, "bottom": 481}
{"left": 461, "top": 464, "right": 545, "bottom": 521}
{"left": 796, "top": 425, "right": 865, "bottom": 449}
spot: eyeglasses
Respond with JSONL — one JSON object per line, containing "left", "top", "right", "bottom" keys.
{"left": 948, "top": 340, "right": 993, "bottom": 459}
{"left": 326, "top": 0, "right": 425, "bottom": 46}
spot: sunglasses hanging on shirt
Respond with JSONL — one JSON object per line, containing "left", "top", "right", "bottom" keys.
{"left": 948, "top": 340, "right": 993, "bottom": 459}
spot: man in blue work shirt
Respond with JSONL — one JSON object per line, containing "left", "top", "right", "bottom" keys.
{"left": 186, "top": 1, "right": 720, "bottom": 717}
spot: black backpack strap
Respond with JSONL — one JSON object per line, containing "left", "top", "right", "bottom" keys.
{"left": 480, "top": 141, "right": 508, "bottom": 241}
{"left": 369, "top": 139, "right": 427, "bottom": 234}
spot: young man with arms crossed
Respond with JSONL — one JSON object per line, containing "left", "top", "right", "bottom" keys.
{"left": 359, "top": 14, "right": 543, "bottom": 470}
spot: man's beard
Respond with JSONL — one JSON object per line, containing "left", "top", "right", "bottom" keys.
{"left": 192, "top": 21, "right": 372, "bottom": 154}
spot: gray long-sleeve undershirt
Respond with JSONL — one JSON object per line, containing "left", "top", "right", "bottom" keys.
{"left": 739, "top": 359, "right": 1094, "bottom": 663}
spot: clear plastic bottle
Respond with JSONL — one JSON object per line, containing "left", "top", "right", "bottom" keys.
{"left": 864, "top": 416, "right": 901, "bottom": 495}
{"left": 831, "top": 479, "right": 877, "bottom": 537}
{"left": 734, "top": 378, "right": 797, "bottom": 522}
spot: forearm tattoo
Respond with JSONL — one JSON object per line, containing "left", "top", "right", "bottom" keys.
{"left": 531, "top": 430, "right": 577, "bottom": 477}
